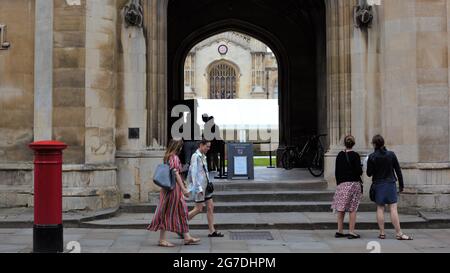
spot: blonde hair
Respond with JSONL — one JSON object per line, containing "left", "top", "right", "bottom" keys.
{"left": 164, "top": 139, "right": 184, "bottom": 163}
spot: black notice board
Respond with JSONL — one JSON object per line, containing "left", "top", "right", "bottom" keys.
{"left": 227, "top": 143, "right": 254, "bottom": 180}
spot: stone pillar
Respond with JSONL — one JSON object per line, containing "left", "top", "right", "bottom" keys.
{"left": 85, "top": 0, "right": 117, "bottom": 164}
{"left": 117, "top": 3, "right": 147, "bottom": 151}
{"left": 145, "top": 0, "right": 168, "bottom": 148}
{"left": 34, "top": 0, "right": 54, "bottom": 141}
{"left": 324, "top": 0, "right": 355, "bottom": 186}
{"left": 53, "top": 0, "right": 86, "bottom": 164}
{"left": 251, "top": 52, "right": 266, "bottom": 96}
{"left": 52, "top": 0, "right": 120, "bottom": 211}
{"left": 351, "top": 1, "right": 382, "bottom": 151}
{"left": 115, "top": 0, "right": 166, "bottom": 204}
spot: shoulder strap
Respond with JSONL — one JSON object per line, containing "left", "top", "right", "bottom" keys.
{"left": 344, "top": 151, "right": 351, "bottom": 167}
{"left": 199, "top": 155, "right": 210, "bottom": 183}
{"left": 344, "top": 151, "right": 361, "bottom": 181}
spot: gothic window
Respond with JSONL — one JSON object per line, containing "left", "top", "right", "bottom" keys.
{"left": 184, "top": 53, "right": 195, "bottom": 91}
{"left": 209, "top": 62, "right": 237, "bottom": 99}
{"left": 251, "top": 53, "right": 266, "bottom": 92}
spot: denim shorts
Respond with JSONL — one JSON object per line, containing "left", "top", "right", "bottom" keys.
{"left": 374, "top": 181, "right": 398, "bottom": 206}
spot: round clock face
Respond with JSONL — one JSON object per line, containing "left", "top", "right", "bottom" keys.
{"left": 218, "top": 44, "right": 228, "bottom": 55}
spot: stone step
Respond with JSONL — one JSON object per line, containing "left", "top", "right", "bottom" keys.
{"left": 148, "top": 190, "right": 335, "bottom": 203}
{"left": 120, "top": 202, "right": 377, "bottom": 213}
{"left": 211, "top": 180, "right": 328, "bottom": 191}
{"left": 78, "top": 212, "right": 441, "bottom": 230}
{"left": 209, "top": 190, "right": 335, "bottom": 202}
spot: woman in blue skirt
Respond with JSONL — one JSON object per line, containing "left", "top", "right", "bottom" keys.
{"left": 367, "top": 135, "right": 413, "bottom": 240}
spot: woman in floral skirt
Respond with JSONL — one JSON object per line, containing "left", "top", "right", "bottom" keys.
{"left": 331, "top": 135, "right": 363, "bottom": 239}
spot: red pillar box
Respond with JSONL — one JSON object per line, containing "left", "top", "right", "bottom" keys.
{"left": 29, "top": 141, "right": 67, "bottom": 253}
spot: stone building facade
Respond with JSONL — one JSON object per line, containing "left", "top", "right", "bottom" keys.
{"left": 184, "top": 31, "right": 279, "bottom": 100}
{"left": 1, "top": 0, "right": 450, "bottom": 212}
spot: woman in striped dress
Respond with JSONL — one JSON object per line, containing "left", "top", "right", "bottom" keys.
{"left": 148, "top": 139, "right": 201, "bottom": 247}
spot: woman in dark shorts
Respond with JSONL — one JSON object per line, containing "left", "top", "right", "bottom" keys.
{"left": 332, "top": 135, "right": 363, "bottom": 239}
{"left": 367, "top": 135, "right": 413, "bottom": 240}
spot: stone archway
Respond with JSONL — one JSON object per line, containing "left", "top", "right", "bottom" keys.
{"left": 145, "top": 0, "right": 355, "bottom": 172}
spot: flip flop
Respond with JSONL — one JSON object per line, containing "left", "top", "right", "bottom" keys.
{"left": 378, "top": 234, "right": 386, "bottom": 240}
{"left": 158, "top": 240, "right": 176, "bottom": 247}
{"left": 396, "top": 234, "right": 413, "bottom": 241}
{"left": 184, "top": 238, "right": 201, "bottom": 245}
{"left": 208, "top": 231, "right": 224, "bottom": 238}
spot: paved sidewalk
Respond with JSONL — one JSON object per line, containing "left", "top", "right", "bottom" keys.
{"left": 0, "top": 207, "right": 119, "bottom": 228}
{"left": 2, "top": 207, "right": 450, "bottom": 230}
{"left": 1, "top": 228, "right": 450, "bottom": 253}
{"left": 82, "top": 212, "right": 428, "bottom": 230}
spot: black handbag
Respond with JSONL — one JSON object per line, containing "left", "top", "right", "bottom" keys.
{"left": 202, "top": 160, "right": 214, "bottom": 194}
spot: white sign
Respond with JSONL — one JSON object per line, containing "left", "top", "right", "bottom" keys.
{"left": 234, "top": 156, "right": 248, "bottom": 175}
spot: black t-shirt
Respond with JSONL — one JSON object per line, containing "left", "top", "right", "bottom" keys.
{"left": 335, "top": 151, "right": 363, "bottom": 185}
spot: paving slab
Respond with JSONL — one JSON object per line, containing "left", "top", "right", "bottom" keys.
{"left": 80, "top": 212, "right": 431, "bottom": 230}
{"left": 0, "top": 228, "right": 448, "bottom": 253}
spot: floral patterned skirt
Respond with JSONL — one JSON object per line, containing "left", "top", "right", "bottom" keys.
{"left": 331, "top": 182, "right": 362, "bottom": 213}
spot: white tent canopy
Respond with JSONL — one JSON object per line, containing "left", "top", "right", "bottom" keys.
{"left": 196, "top": 99, "right": 279, "bottom": 130}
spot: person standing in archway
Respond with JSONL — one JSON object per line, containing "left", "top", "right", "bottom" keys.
{"left": 367, "top": 135, "right": 413, "bottom": 241}
{"left": 187, "top": 139, "right": 224, "bottom": 238}
{"left": 332, "top": 135, "right": 363, "bottom": 239}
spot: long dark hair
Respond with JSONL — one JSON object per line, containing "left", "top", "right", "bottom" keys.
{"left": 372, "top": 135, "right": 386, "bottom": 151}
{"left": 164, "top": 139, "right": 184, "bottom": 163}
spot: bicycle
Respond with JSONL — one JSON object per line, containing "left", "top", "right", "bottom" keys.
{"left": 281, "top": 134, "right": 327, "bottom": 177}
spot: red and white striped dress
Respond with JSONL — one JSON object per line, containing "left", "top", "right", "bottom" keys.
{"left": 147, "top": 155, "right": 189, "bottom": 234}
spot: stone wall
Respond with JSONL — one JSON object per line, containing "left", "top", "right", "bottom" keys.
{"left": 85, "top": 0, "right": 117, "bottom": 164}
{"left": 387, "top": 0, "right": 450, "bottom": 210}
{"left": 2, "top": 0, "right": 450, "bottom": 211}
{"left": 53, "top": 0, "right": 87, "bottom": 164}
{"left": 0, "top": 0, "right": 35, "bottom": 164}
{"left": 0, "top": 0, "right": 35, "bottom": 208}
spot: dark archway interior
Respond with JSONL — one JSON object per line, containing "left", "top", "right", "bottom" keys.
{"left": 167, "top": 0, "right": 327, "bottom": 154}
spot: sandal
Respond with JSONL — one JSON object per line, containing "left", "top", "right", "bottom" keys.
{"left": 335, "top": 232, "right": 348, "bottom": 238}
{"left": 396, "top": 233, "right": 413, "bottom": 241}
{"left": 158, "top": 240, "right": 176, "bottom": 247}
{"left": 208, "top": 231, "right": 225, "bottom": 238}
{"left": 378, "top": 234, "right": 386, "bottom": 240}
{"left": 184, "top": 238, "right": 201, "bottom": 245}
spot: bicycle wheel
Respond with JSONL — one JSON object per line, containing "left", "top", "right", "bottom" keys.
{"left": 308, "top": 142, "right": 324, "bottom": 177}
{"left": 281, "top": 149, "right": 294, "bottom": 170}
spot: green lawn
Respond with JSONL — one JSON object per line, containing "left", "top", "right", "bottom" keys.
{"left": 224, "top": 157, "right": 277, "bottom": 167}
{"left": 254, "top": 157, "right": 277, "bottom": 167}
